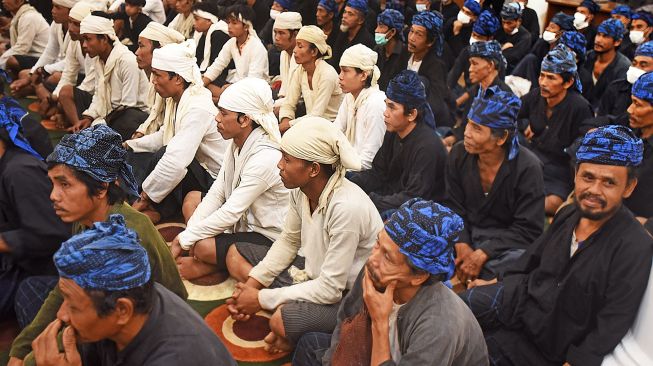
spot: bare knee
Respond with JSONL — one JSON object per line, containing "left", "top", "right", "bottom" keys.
{"left": 17, "top": 69, "right": 30, "bottom": 79}
{"left": 193, "top": 238, "right": 217, "bottom": 264}
{"left": 59, "top": 85, "right": 73, "bottom": 100}
{"left": 269, "top": 307, "right": 286, "bottom": 338}
{"left": 182, "top": 191, "right": 202, "bottom": 223}
{"left": 225, "top": 245, "right": 249, "bottom": 282}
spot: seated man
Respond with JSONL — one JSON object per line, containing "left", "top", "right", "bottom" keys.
{"left": 518, "top": 0, "right": 540, "bottom": 46}
{"left": 574, "top": 0, "right": 599, "bottom": 51}
{"left": 315, "top": 0, "right": 338, "bottom": 49}
{"left": 334, "top": 44, "right": 386, "bottom": 170}
{"left": 0, "top": 0, "right": 49, "bottom": 76}
{"left": 191, "top": 1, "right": 229, "bottom": 75}
{"left": 7, "top": 125, "right": 187, "bottom": 366}
{"left": 108, "top": 0, "right": 153, "bottom": 53}
{"left": 461, "top": 125, "right": 653, "bottom": 366}
{"left": 171, "top": 78, "right": 289, "bottom": 280}
{"left": 349, "top": 70, "right": 447, "bottom": 216}
{"left": 0, "top": 104, "right": 70, "bottom": 321}
{"left": 519, "top": 44, "right": 593, "bottom": 215}
{"left": 293, "top": 199, "right": 488, "bottom": 366}
{"left": 496, "top": 2, "right": 531, "bottom": 73}
{"left": 374, "top": 9, "right": 405, "bottom": 91}
{"left": 583, "top": 18, "right": 630, "bottom": 109}
{"left": 126, "top": 41, "right": 228, "bottom": 223}
{"left": 167, "top": 0, "right": 195, "bottom": 38}
{"left": 73, "top": 14, "right": 150, "bottom": 139}
{"left": 271, "top": 11, "right": 302, "bottom": 105}
{"left": 612, "top": 5, "right": 634, "bottom": 60}
{"left": 330, "top": 0, "right": 375, "bottom": 68}
{"left": 31, "top": 216, "right": 236, "bottom": 365}
{"left": 444, "top": 0, "right": 481, "bottom": 58}
{"left": 446, "top": 87, "right": 544, "bottom": 285}
{"left": 627, "top": 11, "right": 653, "bottom": 59}
{"left": 225, "top": 117, "right": 383, "bottom": 353}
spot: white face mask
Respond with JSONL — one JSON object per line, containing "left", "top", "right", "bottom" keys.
{"left": 510, "top": 27, "right": 519, "bottom": 35}
{"left": 416, "top": 3, "right": 428, "bottom": 12}
{"left": 573, "top": 12, "right": 588, "bottom": 30}
{"left": 627, "top": 66, "right": 647, "bottom": 84}
{"left": 542, "top": 30, "right": 557, "bottom": 43}
{"left": 270, "top": 9, "right": 280, "bottom": 20}
{"left": 630, "top": 30, "right": 646, "bottom": 45}
{"left": 469, "top": 36, "right": 480, "bottom": 45}
{"left": 457, "top": 11, "right": 471, "bottom": 24}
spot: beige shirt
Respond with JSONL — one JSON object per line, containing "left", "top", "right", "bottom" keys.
{"left": 53, "top": 40, "right": 97, "bottom": 97}
{"left": 202, "top": 35, "right": 269, "bottom": 83}
{"left": 0, "top": 5, "right": 49, "bottom": 69}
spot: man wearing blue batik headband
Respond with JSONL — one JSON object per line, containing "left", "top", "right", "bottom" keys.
{"left": 520, "top": 44, "right": 593, "bottom": 216}
{"left": 574, "top": 0, "right": 599, "bottom": 50}
{"left": 294, "top": 199, "right": 488, "bottom": 366}
{"left": 315, "top": 0, "right": 339, "bottom": 49}
{"left": 582, "top": 18, "right": 630, "bottom": 108}
{"left": 330, "top": 0, "right": 375, "bottom": 68}
{"left": 30, "top": 215, "right": 236, "bottom": 366}
{"left": 375, "top": 9, "right": 405, "bottom": 90}
{"left": 497, "top": 2, "right": 532, "bottom": 73}
{"left": 460, "top": 124, "right": 653, "bottom": 366}
{"left": 446, "top": 0, "right": 482, "bottom": 57}
{"left": 445, "top": 86, "right": 544, "bottom": 285}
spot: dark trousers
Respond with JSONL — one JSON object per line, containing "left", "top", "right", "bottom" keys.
{"left": 0, "top": 254, "right": 24, "bottom": 320}
{"left": 292, "top": 332, "right": 332, "bottom": 366}
{"left": 105, "top": 107, "right": 148, "bottom": 142}
{"left": 14, "top": 275, "right": 58, "bottom": 329}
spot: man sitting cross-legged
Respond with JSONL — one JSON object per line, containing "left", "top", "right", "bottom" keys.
{"left": 171, "top": 77, "right": 289, "bottom": 281}
{"left": 225, "top": 117, "right": 383, "bottom": 353}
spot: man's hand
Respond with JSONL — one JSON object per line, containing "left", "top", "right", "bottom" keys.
{"left": 32, "top": 320, "right": 82, "bottom": 366}
{"left": 363, "top": 268, "right": 396, "bottom": 324}
{"left": 459, "top": 249, "right": 489, "bottom": 284}
{"left": 524, "top": 125, "right": 534, "bottom": 140}
{"left": 453, "top": 20, "right": 463, "bottom": 35}
{"left": 232, "top": 282, "right": 262, "bottom": 316}
{"left": 501, "top": 42, "right": 514, "bottom": 50}
{"left": 131, "top": 131, "right": 144, "bottom": 139}
{"left": 7, "top": 357, "right": 24, "bottom": 366}
{"left": 67, "top": 117, "right": 92, "bottom": 133}
{"left": 202, "top": 76, "right": 211, "bottom": 87}
{"left": 170, "top": 236, "right": 183, "bottom": 260}
{"left": 467, "top": 278, "right": 497, "bottom": 289}
{"left": 279, "top": 118, "right": 291, "bottom": 134}
{"left": 132, "top": 191, "right": 152, "bottom": 212}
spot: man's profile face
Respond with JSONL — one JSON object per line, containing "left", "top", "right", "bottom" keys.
{"left": 135, "top": 37, "right": 155, "bottom": 70}
{"left": 383, "top": 98, "right": 413, "bottom": 133}
{"left": 315, "top": 6, "right": 333, "bottom": 27}
{"left": 627, "top": 95, "right": 653, "bottom": 131}
{"left": 68, "top": 19, "right": 82, "bottom": 41}
{"left": 341, "top": 6, "right": 363, "bottom": 30}
{"left": 365, "top": 229, "right": 415, "bottom": 292}
{"left": 48, "top": 164, "right": 102, "bottom": 224}
{"left": 277, "top": 151, "right": 313, "bottom": 189}
{"left": 151, "top": 68, "right": 181, "bottom": 98}
{"left": 81, "top": 34, "right": 106, "bottom": 58}
{"left": 573, "top": 162, "right": 636, "bottom": 221}
{"left": 338, "top": 66, "right": 366, "bottom": 94}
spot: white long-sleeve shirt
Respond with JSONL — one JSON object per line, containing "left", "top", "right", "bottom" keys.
{"left": 333, "top": 89, "right": 386, "bottom": 170}
{"left": 250, "top": 179, "right": 384, "bottom": 310}
{"left": 0, "top": 5, "right": 49, "bottom": 69}
{"left": 53, "top": 40, "right": 96, "bottom": 97}
{"left": 178, "top": 128, "right": 289, "bottom": 249}
{"left": 202, "top": 35, "right": 269, "bottom": 83}
{"left": 130, "top": 86, "right": 229, "bottom": 203}
{"left": 30, "top": 22, "right": 68, "bottom": 74}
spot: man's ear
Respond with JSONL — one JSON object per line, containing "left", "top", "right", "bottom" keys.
{"left": 113, "top": 298, "right": 135, "bottom": 326}
{"left": 309, "top": 162, "right": 321, "bottom": 178}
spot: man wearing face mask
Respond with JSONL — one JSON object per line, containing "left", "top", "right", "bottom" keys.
{"left": 375, "top": 9, "right": 405, "bottom": 91}
{"left": 611, "top": 5, "right": 635, "bottom": 59}
{"left": 628, "top": 11, "right": 653, "bottom": 56}
{"left": 574, "top": 0, "right": 600, "bottom": 51}
{"left": 431, "top": 0, "right": 459, "bottom": 24}
{"left": 258, "top": 0, "right": 294, "bottom": 47}
{"left": 496, "top": 2, "right": 531, "bottom": 73}
{"left": 516, "top": 0, "right": 539, "bottom": 46}
{"left": 445, "top": 0, "right": 481, "bottom": 57}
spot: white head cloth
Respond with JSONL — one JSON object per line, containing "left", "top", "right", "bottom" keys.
{"left": 193, "top": 9, "right": 220, "bottom": 24}
{"left": 218, "top": 78, "right": 281, "bottom": 144}
{"left": 139, "top": 21, "right": 185, "bottom": 46}
{"left": 80, "top": 15, "right": 117, "bottom": 40}
{"left": 274, "top": 11, "right": 302, "bottom": 30}
{"left": 280, "top": 117, "right": 361, "bottom": 211}
{"left": 53, "top": 0, "right": 78, "bottom": 9}
{"left": 152, "top": 39, "right": 203, "bottom": 85}
{"left": 296, "top": 25, "right": 331, "bottom": 60}
{"left": 69, "top": 2, "right": 102, "bottom": 22}
{"left": 339, "top": 44, "right": 381, "bottom": 87}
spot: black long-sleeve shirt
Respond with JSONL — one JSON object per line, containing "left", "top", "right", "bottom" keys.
{"left": 496, "top": 204, "right": 653, "bottom": 366}
{"left": 582, "top": 51, "right": 631, "bottom": 109}
{"left": 444, "top": 143, "right": 544, "bottom": 259}
{"left": 625, "top": 135, "right": 653, "bottom": 218}
{"left": 349, "top": 122, "right": 448, "bottom": 212}
{"left": 521, "top": 7, "right": 540, "bottom": 46}
{"left": 444, "top": 17, "right": 473, "bottom": 58}
{"left": 329, "top": 26, "right": 376, "bottom": 68}
{"left": 375, "top": 40, "right": 405, "bottom": 92}
{"left": 593, "top": 78, "right": 632, "bottom": 127}
{"left": 0, "top": 148, "right": 70, "bottom": 275}
{"left": 496, "top": 26, "right": 532, "bottom": 73}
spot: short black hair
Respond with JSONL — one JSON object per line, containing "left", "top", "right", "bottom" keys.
{"left": 560, "top": 71, "right": 574, "bottom": 84}
{"left": 490, "top": 127, "right": 513, "bottom": 150}
{"left": 226, "top": 3, "right": 255, "bottom": 24}
{"left": 405, "top": 255, "right": 443, "bottom": 285}
{"left": 301, "top": 160, "right": 335, "bottom": 178}
{"left": 402, "top": 103, "right": 427, "bottom": 125}
{"left": 308, "top": 43, "right": 325, "bottom": 59}
{"left": 151, "top": 40, "right": 161, "bottom": 49}
{"left": 125, "top": 0, "right": 146, "bottom": 7}
{"left": 47, "top": 162, "right": 127, "bottom": 205}
{"left": 166, "top": 71, "right": 191, "bottom": 89}
{"left": 192, "top": 1, "right": 220, "bottom": 18}
{"left": 353, "top": 67, "right": 373, "bottom": 88}
{"left": 86, "top": 279, "right": 154, "bottom": 317}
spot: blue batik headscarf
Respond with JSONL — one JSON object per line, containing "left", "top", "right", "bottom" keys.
{"left": 54, "top": 214, "right": 151, "bottom": 291}
{"left": 386, "top": 70, "right": 436, "bottom": 129}
{"left": 611, "top": 5, "right": 632, "bottom": 19}
{"left": 632, "top": 71, "right": 653, "bottom": 105}
{"left": 636, "top": 41, "right": 653, "bottom": 59}
{"left": 46, "top": 125, "right": 139, "bottom": 197}
{"left": 473, "top": 10, "right": 500, "bottom": 37}
{"left": 463, "top": 0, "right": 481, "bottom": 16}
{"left": 275, "top": 0, "right": 293, "bottom": 10}
{"left": 551, "top": 12, "right": 575, "bottom": 31}
{"left": 559, "top": 31, "right": 587, "bottom": 64}
{"left": 412, "top": 10, "right": 444, "bottom": 57}
{"left": 467, "top": 86, "right": 522, "bottom": 160}
{"left": 598, "top": 18, "right": 625, "bottom": 40}
{"left": 541, "top": 44, "right": 583, "bottom": 93}
{"left": 346, "top": 0, "right": 367, "bottom": 14}
{"left": 377, "top": 9, "right": 404, "bottom": 34}
{"left": 579, "top": 0, "right": 600, "bottom": 14}
{"left": 632, "top": 11, "right": 653, "bottom": 26}
{"left": 576, "top": 125, "right": 643, "bottom": 167}
{"left": 0, "top": 100, "right": 42, "bottom": 160}
{"left": 385, "top": 199, "right": 464, "bottom": 279}
{"left": 500, "top": 2, "right": 522, "bottom": 20}
{"left": 317, "top": 0, "right": 337, "bottom": 14}
{"left": 469, "top": 40, "right": 506, "bottom": 70}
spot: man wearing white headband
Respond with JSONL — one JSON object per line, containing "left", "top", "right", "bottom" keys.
{"left": 108, "top": 0, "right": 166, "bottom": 24}
{"left": 202, "top": 3, "right": 269, "bottom": 102}
{"left": 127, "top": 40, "right": 228, "bottom": 224}
{"left": 272, "top": 11, "right": 301, "bottom": 104}
{"left": 171, "top": 77, "right": 289, "bottom": 282}
{"left": 225, "top": 117, "right": 383, "bottom": 354}
{"left": 334, "top": 44, "right": 386, "bottom": 170}
{"left": 168, "top": 0, "right": 195, "bottom": 38}
{"left": 74, "top": 14, "right": 150, "bottom": 140}
{"left": 191, "top": 1, "right": 229, "bottom": 73}
{"left": 0, "top": 0, "right": 49, "bottom": 75}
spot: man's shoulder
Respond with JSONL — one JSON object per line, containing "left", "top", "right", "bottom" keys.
{"left": 112, "top": 203, "right": 161, "bottom": 236}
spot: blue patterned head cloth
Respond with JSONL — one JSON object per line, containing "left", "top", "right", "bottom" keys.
{"left": 346, "top": 0, "right": 367, "bottom": 14}
{"left": 385, "top": 0, "right": 404, "bottom": 11}
{"left": 386, "top": 70, "right": 436, "bottom": 129}
{"left": 632, "top": 11, "right": 653, "bottom": 26}
{"left": 54, "top": 214, "right": 151, "bottom": 291}
{"left": 611, "top": 5, "right": 632, "bottom": 19}
{"left": 317, "top": 0, "right": 337, "bottom": 13}
{"left": 467, "top": 86, "right": 522, "bottom": 160}
{"left": 636, "top": 41, "right": 653, "bottom": 58}
{"left": 411, "top": 10, "right": 444, "bottom": 57}
{"left": 0, "top": 99, "right": 42, "bottom": 160}
{"left": 559, "top": 31, "right": 587, "bottom": 64}
{"left": 541, "top": 44, "right": 583, "bottom": 93}
{"left": 551, "top": 12, "right": 575, "bottom": 31}
{"left": 385, "top": 199, "right": 464, "bottom": 278}
{"left": 46, "top": 125, "right": 139, "bottom": 197}
{"left": 579, "top": 0, "right": 600, "bottom": 14}
{"left": 377, "top": 9, "right": 404, "bottom": 33}
{"left": 463, "top": 0, "right": 481, "bottom": 16}
{"left": 501, "top": 2, "right": 522, "bottom": 20}
{"left": 632, "top": 71, "right": 653, "bottom": 105}
{"left": 473, "top": 10, "right": 500, "bottom": 36}
{"left": 275, "top": 0, "right": 293, "bottom": 10}
{"left": 576, "top": 125, "right": 643, "bottom": 167}
{"left": 598, "top": 18, "right": 625, "bottom": 40}
{"left": 469, "top": 40, "right": 506, "bottom": 70}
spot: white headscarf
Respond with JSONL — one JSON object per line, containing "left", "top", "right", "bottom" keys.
{"left": 139, "top": 21, "right": 185, "bottom": 46}
{"left": 192, "top": 10, "right": 228, "bottom": 71}
{"left": 218, "top": 78, "right": 281, "bottom": 144}
{"left": 80, "top": 15, "right": 117, "bottom": 41}
{"left": 152, "top": 39, "right": 203, "bottom": 85}
{"left": 296, "top": 25, "right": 331, "bottom": 59}
{"left": 273, "top": 11, "right": 302, "bottom": 30}
{"left": 69, "top": 2, "right": 95, "bottom": 22}
{"left": 281, "top": 117, "right": 361, "bottom": 212}
{"left": 53, "top": 0, "right": 78, "bottom": 9}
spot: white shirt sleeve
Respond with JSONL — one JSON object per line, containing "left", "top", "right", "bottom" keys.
{"left": 305, "top": 63, "right": 339, "bottom": 117}
{"left": 53, "top": 41, "right": 83, "bottom": 97}
{"left": 30, "top": 24, "right": 60, "bottom": 73}
{"left": 202, "top": 38, "right": 235, "bottom": 82}
{"left": 278, "top": 68, "right": 302, "bottom": 121}
{"left": 358, "top": 94, "right": 386, "bottom": 170}
{"left": 0, "top": 12, "right": 44, "bottom": 68}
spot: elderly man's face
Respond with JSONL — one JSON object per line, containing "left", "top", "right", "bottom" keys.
{"left": 48, "top": 164, "right": 106, "bottom": 224}
{"left": 277, "top": 151, "right": 314, "bottom": 189}
{"left": 315, "top": 6, "right": 334, "bottom": 27}
{"left": 463, "top": 120, "right": 507, "bottom": 155}
{"left": 341, "top": 6, "right": 363, "bottom": 30}
{"left": 57, "top": 278, "right": 120, "bottom": 343}
{"left": 468, "top": 56, "right": 493, "bottom": 84}
{"left": 538, "top": 70, "right": 572, "bottom": 99}
{"left": 574, "top": 163, "right": 636, "bottom": 221}
{"left": 365, "top": 229, "right": 420, "bottom": 292}
{"left": 594, "top": 32, "right": 620, "bottom": 53}
{"left": 293, "top": 39, "right": 318, "bottom": 65}
{"left": 407, "top": 24, "right": 433, "bottom": 55}
{"left": 135, "top": 37, "right": 156, "bottom": 70}
{"left": 627, "top": 95, "right": 653, "bottom": 131}
{"left": 338, "top": 66, "right": 367, "bottom": 94}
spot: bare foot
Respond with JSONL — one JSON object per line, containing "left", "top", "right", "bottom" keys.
{"left": 263, "top": 332, "right": 292, "bottom": 354}
{"left": 176, "top": 256, "right": 216, "bottom": 280}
